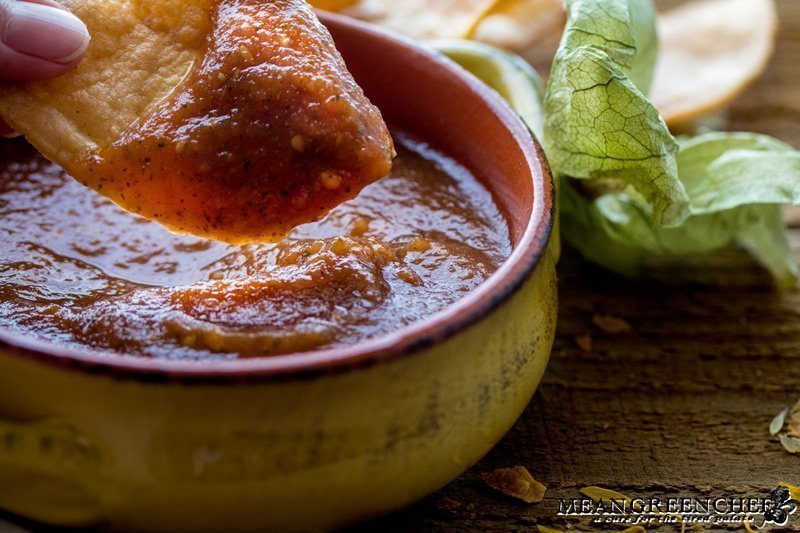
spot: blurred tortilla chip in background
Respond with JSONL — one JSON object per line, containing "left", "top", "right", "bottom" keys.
{"left": 310, "top": 0, "right": 565, "bottom": 72}
{"left": 332, "top": 0, "right": 501, "bottom": 39}
{"left": 312, "top": 0, "right": 566, "bottom": 47}
{"left": 650, "top": 0, "right": 778, "bottom": 126}
{"left": 311, "top": 0, "right": 358, "bottom": 10}
{"left": 313, "top": 0, "right": 779, "bottom": 130}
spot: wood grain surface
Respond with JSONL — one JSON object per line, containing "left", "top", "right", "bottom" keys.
{"left": 359, "top": 1, "right": 800, "bottom": 531}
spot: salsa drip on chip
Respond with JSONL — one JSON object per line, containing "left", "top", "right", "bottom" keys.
{"left": 0, "top": 0, "right": 394, "bottom": 244}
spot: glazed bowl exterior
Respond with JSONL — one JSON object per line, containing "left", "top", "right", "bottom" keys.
{"left": 0, "top": 12, "right": 557, "bottom": 532}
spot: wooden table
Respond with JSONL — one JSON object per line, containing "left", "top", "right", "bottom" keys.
{"left": 360, "top": 1, "right": 800, "bottom": 530}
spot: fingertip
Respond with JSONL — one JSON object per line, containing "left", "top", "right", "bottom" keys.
{"left": 0, "top": 0, "right": 89, "bottom": 79}
{"left": 0, "top": 42, "right": 84, "bottom": 80}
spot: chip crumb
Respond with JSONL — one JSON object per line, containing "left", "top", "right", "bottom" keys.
{"left": 592, "top": 314, "right": 633, "bottom": 334}
{"left": 779, "top": 482, "right": 800, "bottom": 502}
{"left": 436, "top": 496, "right": 462, "bottom": 514}
{"left": 779, "top": 434, "right": 800, "bottom": 454}
{"left": 770, "top": 406, "right": 788, "bottom": 436}
{"left": 789, "top": 398, "right": 800, "bottom": 438}
{"left": 481, "top": 466, "right": 546, "bottom": 504}
{"left": 574, "top": 333, "right": 592, "bottom": 351}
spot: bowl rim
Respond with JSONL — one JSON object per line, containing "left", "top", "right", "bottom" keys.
{"left": 0, "top": 12, "right": 555, "bottom": 385}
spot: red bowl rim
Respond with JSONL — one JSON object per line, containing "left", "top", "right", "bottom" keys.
{"left": 0, "top": 12, "right": 555, "bottom": 385}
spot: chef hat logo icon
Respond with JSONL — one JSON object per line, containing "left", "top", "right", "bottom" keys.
{"left": 762, "top": 487, "right": 797, "bottom": 527}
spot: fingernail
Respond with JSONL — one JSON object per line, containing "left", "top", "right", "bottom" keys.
{"left": 3, "top": 1, "right": 89, "bottom": 64}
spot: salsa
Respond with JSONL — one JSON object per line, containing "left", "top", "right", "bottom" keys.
{"left": 74, "top": 0, "right": 393, "bottom": 243}
{"left": 0, "top": 135, "right": 510, "bottom": 360}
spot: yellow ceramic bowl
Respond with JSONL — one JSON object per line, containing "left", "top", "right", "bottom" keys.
{"left": 0, "top": 13, "right": 557, "bottom": 532}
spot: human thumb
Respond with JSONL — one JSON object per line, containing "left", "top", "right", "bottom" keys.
{"left": 0, "top": 0, "right": 89, "bottom": 80}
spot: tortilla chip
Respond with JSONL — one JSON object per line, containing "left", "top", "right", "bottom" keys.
{"left": 0, "top": 0, "right": 393, "bottom": 244}
{"left": 312, "top": 0, "right": 358, "bottom": 10}
{"left": 311, "top": 0, "right": 565, "bottom": 74}
{"left": 334, "top": 0, "right": 501, "bottom": 40}
{"left": 470, "top": 0, "right": 564, "bottom": 74}
{"left": 574, "top": 333, "right": 592, "bottom": 351}
{"left": 0, "top": 0, "right": 213, "bottom": 165}
{"left": 650, "top": 0, "right": 777, "bottom": 126}
{"left": 591, "top": 313, "right": 633, "bottom": 334}
{"left": 481, "top": 466, "right": 547, "bottom": 503}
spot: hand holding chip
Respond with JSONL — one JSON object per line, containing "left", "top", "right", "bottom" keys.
{"left": 0, "top": 0, "right": 88, "bottom": 136}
